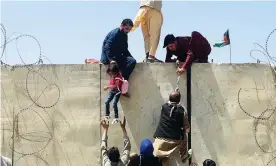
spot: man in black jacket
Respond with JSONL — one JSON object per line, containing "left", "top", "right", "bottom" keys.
{"left": 153, "top": 90, "right": 191, "bottom": 166}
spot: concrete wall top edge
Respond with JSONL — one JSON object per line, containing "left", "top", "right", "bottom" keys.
{"left": 1, "top": 63, "right": 274, "bottom": 68}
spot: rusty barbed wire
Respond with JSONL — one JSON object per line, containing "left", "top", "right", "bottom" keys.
{"left": 239, "top": 28, "right": 276, "bottom": 166}
{"left": 1, "top": 23, "right": 60, "bottom": 165}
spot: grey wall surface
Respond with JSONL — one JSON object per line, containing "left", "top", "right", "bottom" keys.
{"left": 191, "top": 64, "right": 276, "bottom": 166}
{"left": 1, "top": 63, "right": 276, "bottom": 166}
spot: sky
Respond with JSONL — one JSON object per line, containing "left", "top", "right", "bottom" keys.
{"left": 1, "top": 1, "right": 276, "bottom": 65}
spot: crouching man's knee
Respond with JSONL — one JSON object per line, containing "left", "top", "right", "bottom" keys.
{"left": 130, "top": 58, "right": 137, "bottom": 66}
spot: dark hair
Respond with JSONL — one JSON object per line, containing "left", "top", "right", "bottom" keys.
{"left": 163, "top": 34, "right": 176, "bottom": 48}
{"left": 107, "top": 147, "right": 120, "bottom": 162}
{"left": 107, "top": 63, "right": 119, "bottom": 74}
{"left": 121, "top": 18, "right": 133, "bottom": 27}
{"left": 203, "top": 159, "right": 216, "bottom": 166}
{"left": 169, "top": 91, "right": 181, "bottom": 103}
{"left": 128, "top": 154, "right": 140, "bottom": 166}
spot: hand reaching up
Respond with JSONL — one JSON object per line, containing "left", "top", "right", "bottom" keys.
{"left": 101, "top": 119, "right": 109, "bottom": 131}
{"left": 120, "top": 116, "right": 126, "bottom": 129}
{"left": 120, "top": 116, "right": 128, "bottom": 136}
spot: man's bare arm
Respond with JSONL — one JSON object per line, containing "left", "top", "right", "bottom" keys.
{"left": 120, "top": 117, "right": 131, "bottom": 164}
{"left": 100, "top": 120, "right": 111, "bottom": 165}
{"left": 183, "top": 112, "right": 190, "bottom": 133}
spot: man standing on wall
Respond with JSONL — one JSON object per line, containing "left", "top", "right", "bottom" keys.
{"left": 100, "top": 19, "right": 137, "bottom": 82}
{"left": 131, "top": 0, "right": 164, "bottom": 63}
{"left": 163, "top": 31, "right": 211, "bottom": 75}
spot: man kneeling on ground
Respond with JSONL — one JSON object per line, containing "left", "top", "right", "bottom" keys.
{"left": 153, "top": 89, "right": 191, "bottom": 166}
{"left": 101, "top": 117, "right": 131, "bottom": 166}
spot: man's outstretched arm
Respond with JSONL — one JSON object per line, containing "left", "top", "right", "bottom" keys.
{"left": 100, "top": 120, "right": 111, "bottom": 165}
{"left": 182, "top": 51, "right": 194, "bottom": 70}
{"left": 120, "top": 117, "right": 131, "bottom": 165}
{"left": 183, "top": 110, "right": 190, "bottom": 133}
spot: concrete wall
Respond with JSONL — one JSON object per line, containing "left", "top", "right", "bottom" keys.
{"left": 1, "top": 63, "right": 276, "bottom": 166}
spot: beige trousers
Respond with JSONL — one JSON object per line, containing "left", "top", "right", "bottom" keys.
{"left": 153, "top": 137, "right": 188, "bottom": 166}
{"left": 132, "top": 6, "right": 163, "bottom": 57}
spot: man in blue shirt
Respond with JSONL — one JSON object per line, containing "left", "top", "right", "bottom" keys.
{"left": 101, "top": 19, "right": 137, "bottom": 83}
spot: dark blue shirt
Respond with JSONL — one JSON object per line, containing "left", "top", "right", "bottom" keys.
{"left": 100, "top": 28, "right": 132, "bottom": 64}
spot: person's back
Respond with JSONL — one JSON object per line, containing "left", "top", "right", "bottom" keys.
{"left": 139, "top": 156, "right": 161, "bottom": 166}
{"left": 153, "top": 102, "right": 185, "bottom": 140}
{"left": 152, "top": 91, "right": 191, "bottom": 166}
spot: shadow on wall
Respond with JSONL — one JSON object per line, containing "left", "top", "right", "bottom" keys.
{"left": 191, "top": 64, "right": 233, "bottom": 165}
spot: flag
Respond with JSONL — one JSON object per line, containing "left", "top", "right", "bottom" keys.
{"left": 213, "top": 29, "right": 230, "bottom": 47}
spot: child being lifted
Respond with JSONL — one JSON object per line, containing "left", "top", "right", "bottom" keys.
{"left": 103, "top": 63, "right": 125, "bottom": 124}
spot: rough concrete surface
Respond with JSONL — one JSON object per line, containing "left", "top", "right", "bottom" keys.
{"left": 1, "top": 63, "right": 276, "bottom": 166}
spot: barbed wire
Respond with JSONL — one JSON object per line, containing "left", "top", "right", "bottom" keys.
{"left": 250, "top": 29, "right": 276, "bottom": 69}
{"left": 1, "top": 23, "right": 60, "bottom": 165}
{"left": 238, "top": 28, "right": 276, "bottom": 166}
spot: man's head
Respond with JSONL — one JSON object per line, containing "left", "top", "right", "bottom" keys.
{"left": 203, "top": 159, "right": 216, "bottom": 166}
{"left": 107, "top": 147, "right": 120, "bottom": 163}
{"left": 120, "top": 19, "right": 133, "bottom": 34}
{"left": 163, "top": 34, "right": 177, "bottom": 51}
{"left": 169, "top": 91, "right": 181, "bottom": 103}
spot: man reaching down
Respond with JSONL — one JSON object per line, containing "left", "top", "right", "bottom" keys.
{"left": 163, "top": 31, "right": 211, "bottom": 75}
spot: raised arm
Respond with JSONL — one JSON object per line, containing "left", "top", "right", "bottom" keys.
{"left": 100, "top": 120, "right": 111, "bottom": 165}
{"left": 183, "top": 110, "right": 190, "bottom": 133}
{"left": 120, "top": 117, "right": 131, "bottom": 164}
{"left": 182, "top": 51, "right": 194, "bottom": 70}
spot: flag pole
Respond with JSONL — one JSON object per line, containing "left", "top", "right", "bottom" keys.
{"left": 228, "top": 29, "right": 232, "bottom": 64}
{"left": 229, "top": 42, "right": 232, "bottom": 64}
